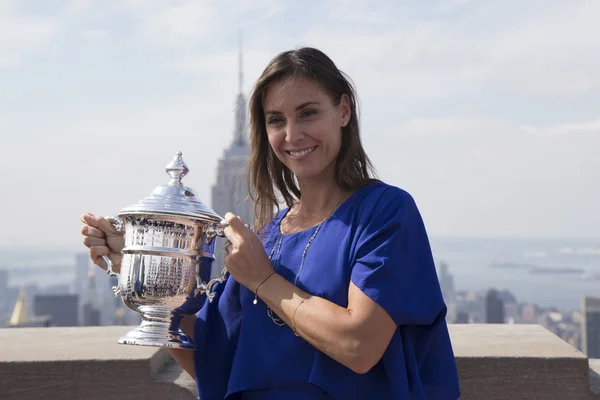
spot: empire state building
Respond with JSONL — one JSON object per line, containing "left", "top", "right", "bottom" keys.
{"left": 210, "top": 44, "right": 253, "bottom": 278}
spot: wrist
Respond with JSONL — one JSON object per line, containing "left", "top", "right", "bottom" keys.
{"left": 252, "top": 271, "right": 276, "bottom": 304}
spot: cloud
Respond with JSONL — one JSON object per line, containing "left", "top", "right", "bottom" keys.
{"left": 520, "top": 119, "right": 600, "bottom": 138}
{"left": 0, "top": 1, "right": 61, "bottom": 68}
{"left": 119, "top": 0, "right": 219, "bottom": 48}
{"left": 117, "top": 0, "right": 285, "bottom": 50}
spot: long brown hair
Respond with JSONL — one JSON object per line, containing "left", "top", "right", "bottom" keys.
{"left": 247, "top": 47, "right": 378, "bottom": 234}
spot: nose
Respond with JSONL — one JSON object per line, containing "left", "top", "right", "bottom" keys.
{"left": 285, "top": 120, "right": 304, "bottom": 144}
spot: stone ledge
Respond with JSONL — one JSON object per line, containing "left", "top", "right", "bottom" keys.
{"left": 590, "top": 359, "right": 600, "bottom": 397}
{"left": 0, "top": 324, "right": 598, "bottom": 399}
{"left": 449, "top": 324, "right": 597, "bottom": 399}
{"left": 0, "top": 326, "right": 197, "bottom": 400}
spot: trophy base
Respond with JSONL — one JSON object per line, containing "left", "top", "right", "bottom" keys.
{"left": 118, "top": 307, "right": 196, "bottom": 350}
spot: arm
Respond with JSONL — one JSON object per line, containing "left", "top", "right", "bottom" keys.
{"left": 168, "top": 314, "right": 196, "bottom": 378}
{"left": 256, "top": 275, "right": 396, "bottom": 374}
{"left": 222, "top": 211, "right": 398, "bottom": 374}
{"left": 223, "top": 189, "right": 445, "bottom": 375}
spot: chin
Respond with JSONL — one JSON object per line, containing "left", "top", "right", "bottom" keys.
{"left": 288, "top": 163, "right": 334, "bottom": 182}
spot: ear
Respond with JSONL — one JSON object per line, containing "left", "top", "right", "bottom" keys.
{"left": 340, "top": 94, "right": 351, "bottom": 127}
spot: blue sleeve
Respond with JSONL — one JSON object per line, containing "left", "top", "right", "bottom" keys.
{"left": 350, "top": 187, "right": 446, "bottom": 326}
{"left": 193, "top": 276, "right": 243, "bottom": 400}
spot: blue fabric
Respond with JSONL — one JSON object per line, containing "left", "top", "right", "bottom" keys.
{"left": 194, "top": 182, "right": 461, "bottom": 400}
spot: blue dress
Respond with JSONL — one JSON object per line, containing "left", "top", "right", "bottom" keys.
{"left": 193, "top": 182, "right": 461, "bottom": 399}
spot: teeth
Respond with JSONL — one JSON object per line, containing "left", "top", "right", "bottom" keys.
{"left": 289, "top": 147, "right": 316, "bottom": 157}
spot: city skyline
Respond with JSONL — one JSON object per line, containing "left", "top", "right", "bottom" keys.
{"left": 1, "top": 0, "right": 600, "bottom": 248}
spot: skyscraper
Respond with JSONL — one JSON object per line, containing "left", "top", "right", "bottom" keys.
{"left": 485, "top": 288, "right": 505, "bottom": 324}
{"left": 82, "top": 268, "right": 102, "bottom": 326}
{"left": 33, "top": 294, "right": 78, "bottom": 327}
{"left": 210, "top": 37, "right": 253, "bottom": 279}
{"left": 582, "top": 296, "right": 600, "bottom": 358}
{"left": 73, "top": 252, "right": 89, "bottom": 323}
{"left": 438, "top": 261, "right": 455, "bottom": 300}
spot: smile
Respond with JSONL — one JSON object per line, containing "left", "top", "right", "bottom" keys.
{"left": 286, "top": 146, "right": 317, "bottom": 159}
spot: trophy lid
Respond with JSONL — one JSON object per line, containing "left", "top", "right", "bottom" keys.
{"left": 119, "top": 151, "right": 222, "bottom": 222}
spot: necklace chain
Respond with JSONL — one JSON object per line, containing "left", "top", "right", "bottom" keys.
{"left": 265, "top": 192, "right": 346, "bottom": 327}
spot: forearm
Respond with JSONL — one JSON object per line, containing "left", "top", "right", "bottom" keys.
{"left": 168, "top": 349, "right": 195, "bottom": 378}
{"left": 256, "top": 273, "right": 378, "bottom": 374}
{"left": 169, "top": 314, "right": 196, "bottom": 378}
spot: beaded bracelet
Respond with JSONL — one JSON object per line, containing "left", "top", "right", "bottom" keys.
{"left": 253, "top": 272, "right": 276, "bottom": 305}
{"left": 291, "top": 297, "right": 307, "bottom": 337}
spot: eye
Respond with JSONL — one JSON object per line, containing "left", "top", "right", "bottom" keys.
{"left": 301, "top": 109, "right": 317, "bottom": 118}
{"left": 267, "top": 116, "right": 284, "bottom": 125}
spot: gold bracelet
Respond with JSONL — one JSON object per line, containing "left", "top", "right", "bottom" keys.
{"left": 253, "top": 272, "right": 276, "bottom": 305}
{"left": 291, "top": 297, "right": 307, "bottom": 337}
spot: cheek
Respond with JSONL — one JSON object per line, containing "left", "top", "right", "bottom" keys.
{"left": 266, "top": 130, "right": 285, "bottom": 155}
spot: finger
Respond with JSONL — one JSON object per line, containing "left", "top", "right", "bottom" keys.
{"left": 223, "top": 226, "right": 240, "bottom": 248}
{"left": 224, "top": 213, "right": 245, "bottom": 246}
{"left": 81, "top": 224, "right": 106, "bottom": 238}
{"left": 81, "top": 213, "right": 121, "bottom": 236}
{"left": 225, "top": 212, "right": 245, "bottom": 231}
{"left": 83, "top": 236, "right": 106, "bottom": 248}
{"left": 89, "top": 246, "right": 110, "bottom": 269}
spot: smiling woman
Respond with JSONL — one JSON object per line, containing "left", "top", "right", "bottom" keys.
{"left": 80, "top": 47, "right": 461, "bottom": 400}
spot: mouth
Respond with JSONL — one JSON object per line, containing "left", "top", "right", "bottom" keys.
{"left": 286, "top": 146, "right": 317, "bottom": 159}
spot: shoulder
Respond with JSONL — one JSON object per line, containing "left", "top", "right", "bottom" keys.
{"left": 350, "top": 181, "right": 418, "bottom": 222}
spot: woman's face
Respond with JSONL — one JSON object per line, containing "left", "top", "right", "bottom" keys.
{"left": 263, "top": 76, "right": 350, "bottom": 182}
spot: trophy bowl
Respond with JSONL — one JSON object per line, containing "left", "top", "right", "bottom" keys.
{"left": 100, "top": 151, "right": 229, "bottom": 350}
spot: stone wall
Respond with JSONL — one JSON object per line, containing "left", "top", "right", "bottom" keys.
{"left": 0, "top": 324, "right": 598, "bottom": 399}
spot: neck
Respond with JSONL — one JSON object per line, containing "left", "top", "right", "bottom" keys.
{"left": 295, "top": 171, "right": 346, "bottom": 216}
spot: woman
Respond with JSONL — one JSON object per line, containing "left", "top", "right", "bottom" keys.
{"left": 81, "top": 47, "right": 461, "bottom": 399}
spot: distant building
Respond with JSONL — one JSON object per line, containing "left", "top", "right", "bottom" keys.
{"left": 438, "top": 261, "right": 455, "bottom": 301}
{"left": 0, "top": 269, "right": 10, "bottom": 319}
{"left": 210, "top": 39, "right": 253, "bottom": 279}
{"left": 33, "top": 294, "right": 79, "bottom": 327}
{"left": 0, "top": 269, "right": 7, "bottom": 293}
{"left": 455, "top": 311, "right": 469, "bottom": 324}
{"left": 73, "top": 252, "right": 89, "bottom": 296}
{"left": 6, "top": 288, "right": 51, "bottom": 328}
{"left": 74, "top": 252, "right": 89, "bottom": 323}
{"left": 504, "top": 303, "right": 520, "bottom": 324}
{"left": 485, "top": 289, "right": 505, "bottom": 324}
{"left": 521, "top": 303, "right": 537, "bottom": 322}
{"left": 582, "top": 296, "right": 600, "bottom": 358}
{"left": 82, "top": 269, "right": 102, "bottom": 326}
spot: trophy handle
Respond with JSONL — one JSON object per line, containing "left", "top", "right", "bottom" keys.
{"left": 205, "top": 265, "right": 229, "bottom": 303}
{"left": 101, "top": 215, "right": 125, "bottom": 297}
{"left": 201, "top": 219, "right": 250, "bottom": 301}
{"left": 204, "top": 219, "right": 229, "bottom": 244}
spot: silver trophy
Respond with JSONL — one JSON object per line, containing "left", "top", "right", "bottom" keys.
{"left": 100, "top": 151, "right": 229, "bottom": 349}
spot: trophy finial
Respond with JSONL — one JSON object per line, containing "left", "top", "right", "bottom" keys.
{"left": 165, "top": 151, "right": 189, "bottom": 186}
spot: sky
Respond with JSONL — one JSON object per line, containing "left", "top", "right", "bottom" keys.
{"left": 0, "top": 0, "right": 599, "bottom": 249}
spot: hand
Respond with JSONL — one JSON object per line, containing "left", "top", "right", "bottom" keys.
{"left": 223, "top": 212, "right": 274, "bottom": 292}
{"left": 80, "top": 213, "right": 125, "bottom": 273}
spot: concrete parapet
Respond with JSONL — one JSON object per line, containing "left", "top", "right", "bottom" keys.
{"left": 1, "top": 324, "right": 598, "bottom": 399}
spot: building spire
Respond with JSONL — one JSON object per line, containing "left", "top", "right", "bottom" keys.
{"left": 238, "top": 31, "right": 243, "bottom": 95}
{"left": 233, "top": 31, "right": 247, "bottom": 147}
{"left": 8, "top": 287, "right": 30, "bottom": 326}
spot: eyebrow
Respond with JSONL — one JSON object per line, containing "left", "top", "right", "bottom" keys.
{"left": 265, "top": 101, "right": 320, "bottom": 116}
